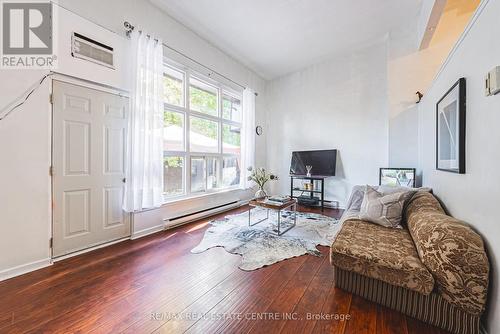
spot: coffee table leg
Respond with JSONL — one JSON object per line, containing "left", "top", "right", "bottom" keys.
{"left": 276, "top": 203, "right": 298, "bottom": 236}
{"left": 293, "top": 203, "right": 297, "bottom": 228}
{"left": 277, "top": 209, "right": 281, "bottom": 235}
{"left": 248, "top": 206, "right": 269, "bottom": 227}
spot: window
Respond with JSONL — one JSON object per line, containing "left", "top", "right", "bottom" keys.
{"left": 162, "top": 62, "right": 242, "bottom": 199}
{"left": 190, "top": 116, "right": 218, "bottom": 153}
{"left": 222, "top": 124, "right": 240, "bottom": 154}
{"left": 164, "top": 110, "right": 184, "bottom": 151}
{"left": 164, "top": 156, "right": 184, "bottom": 196}
{"left": 222, "top": 93, "right": 241, "bottom": 122}
{"left": 164, "top": 66, "right": 184, "bottom": 107}
{"left": 190, "top": 157, "right": 205, "bottom": 193}
{"left": 189, "top": 77, "right": 218, "bottom": 116}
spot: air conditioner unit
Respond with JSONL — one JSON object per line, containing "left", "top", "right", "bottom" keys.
{"left": 71, "top": 32, "right": 114, "bottom": 69}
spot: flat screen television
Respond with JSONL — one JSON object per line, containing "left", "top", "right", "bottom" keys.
{"left": 289, "top": 150, "right": 337, "bottom": 177}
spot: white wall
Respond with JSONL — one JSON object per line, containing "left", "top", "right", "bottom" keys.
{"left": 0, "top": 5, "right": 129, "bottom": 279}
{"left": 387, "top": 2, "right": 478, "bottom": 171}
{"left": 417, "top": 1, "right": 499, "bottom": 331}
{"left": 0, "top": 71, "right": 52, "bottom": 276}
{"left": 265, "top": 42, "right": 389, "bottom": 207}
{"left": 0, "top": 0, "right": 266, "bottom": 278}
{"left": 387, "top": 21, "right": 461, "bottom": 170}
{"left": 388, "top": 105, "right": 419, "bottom": 171}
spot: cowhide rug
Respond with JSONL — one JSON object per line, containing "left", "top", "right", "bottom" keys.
{"left": 191, "top": 208, "right": 342, "bottom": 271}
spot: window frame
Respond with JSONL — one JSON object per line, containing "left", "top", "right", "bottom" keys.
{"left": 162, "top": 61, "right": 243, "bottom": 201}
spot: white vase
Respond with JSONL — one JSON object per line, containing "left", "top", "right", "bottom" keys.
{"left": 255, "top": 188, "right": 267, "bottom": 199}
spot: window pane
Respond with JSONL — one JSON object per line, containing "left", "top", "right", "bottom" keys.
{"left": 222, "top": 94, "right": 241, "bottom": 122}
{"left": 222, "top": 124, "right": 241, "bottom": 155}
{"left": 164, "top": 66, "right": 184, "bottom": 107}
{"left": 191, "top": 157, "right": 206, "bottom": 192}
{"left": 190, "top": 117, "right": 219, "bottom": 153}
{"left": 189, "top": 78, "right": 218, "bottom": 116}
{"left": 222, "top": 156, "right": 241, "bottom": 187}
{"left": 164, "top": 156, "right": 184, "bottom": 196}
{"left": 164, "top": 110, "right": 184, "bottom": 151}
{"left": 207, "top": 157, "right": 220, "bottom": 190}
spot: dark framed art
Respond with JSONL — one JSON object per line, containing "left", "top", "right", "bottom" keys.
{"left": 379, "top": 168, "right": 416, "bottom": 187}
{"left": 436, "top": 77, "right": 466, "bottom": 174}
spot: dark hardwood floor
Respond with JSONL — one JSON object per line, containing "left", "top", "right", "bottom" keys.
{"left": 0, "top": 205, "right": 450, "bottom": 334}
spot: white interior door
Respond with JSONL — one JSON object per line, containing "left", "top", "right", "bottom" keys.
{"left": 52, "top": 80, "right": 130, "bottom": 257}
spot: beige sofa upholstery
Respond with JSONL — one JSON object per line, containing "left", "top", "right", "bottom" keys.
{"left": 330, "top": 189, "right": 489, "bottom": 334}
{"left": 406, "top": 192, "right": 489, "bottom": 316}
{"left": 330, "top": 219, "right": 434, "bottom": 295}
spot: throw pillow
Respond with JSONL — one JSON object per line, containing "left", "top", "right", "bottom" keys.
{"left": 377, "top": 185, "right": 432, "bottom": 195}
{"left": 359, "top": 186, "right": 415, "bottom": 228}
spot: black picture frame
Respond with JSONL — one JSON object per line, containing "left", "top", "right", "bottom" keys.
{"left": 379, "top": 168, "right": 416, "bottom": 188}
{"left": 436, "top": 78, "right": 466, "bottom": 174}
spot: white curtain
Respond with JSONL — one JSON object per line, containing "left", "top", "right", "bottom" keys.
{"left": 240, "top": 88, "right": 256, "bottom": 189}
{"left": 123, "top": 31, "right": 164, "bottom": 212}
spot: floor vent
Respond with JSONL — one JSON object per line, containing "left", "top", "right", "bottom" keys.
{"left": 71, "top": 32, "right": 114, "bottom": 69}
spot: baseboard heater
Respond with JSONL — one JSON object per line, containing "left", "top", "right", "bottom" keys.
{"left": 164, "top": 200, "right": 243, "bottom": 229}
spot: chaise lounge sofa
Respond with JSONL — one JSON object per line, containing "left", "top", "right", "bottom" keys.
{"left": 330, "top": 186, "right": 489, "bottom": 334}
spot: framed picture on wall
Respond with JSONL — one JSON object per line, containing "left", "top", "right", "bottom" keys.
{"left": 379, "top": 168, "right": 416, "bottom": 187}
{"left": 436, "top": 78, "right": 466, "bottom": 174}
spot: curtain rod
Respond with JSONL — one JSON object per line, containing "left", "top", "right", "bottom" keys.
{"left": 124, "top": 21, "right": 258, "bottom": 97}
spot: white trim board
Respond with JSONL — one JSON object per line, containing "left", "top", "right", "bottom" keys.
{"left": 425, "top": 0, "right": 490, "bottom": 96}
{"left": 165, "top": 200, "right": 246, "bottom": 229}
{"left": 131, "top": 225, "right": 165, "bottom": 240}
{"left": 52, "top": 237, "right": 130, "bottom": 262}
{"left": 418, "top": 0, "right": 447, "bottom": 50}
{"left": 0, "top": 258, "right": 52, "bottom": 282}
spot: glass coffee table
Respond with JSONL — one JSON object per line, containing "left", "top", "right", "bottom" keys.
{"left": 248, "top": 198, "right": 298, "bottom": 236}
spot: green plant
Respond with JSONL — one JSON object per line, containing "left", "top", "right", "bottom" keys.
{"left": 247, "top": 166, "right": 279, "bottom": 190}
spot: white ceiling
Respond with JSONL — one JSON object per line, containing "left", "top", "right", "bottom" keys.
{"left": 151, "top": 0, "right": 423, "bottom": 79}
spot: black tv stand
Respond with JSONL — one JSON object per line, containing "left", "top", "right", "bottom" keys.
{"left": 290, "top": 175, "right": 329, "bottom": 212}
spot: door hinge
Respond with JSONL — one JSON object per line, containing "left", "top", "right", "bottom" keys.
{"left": 49, "top": 237, "right": 53, "bottom": 248}
{"left": 49, "top": 93, "right": 53, "bottom": 104}
{"left": 49, "top": 166, "right": 54, "bottom": 176}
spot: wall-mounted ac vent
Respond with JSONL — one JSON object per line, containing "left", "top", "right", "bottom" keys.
{"left": 71, "top": 32, "right": 114, "bottom": 69}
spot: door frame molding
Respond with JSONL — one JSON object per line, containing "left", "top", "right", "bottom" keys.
{"left": 50, "top": 75, "right": 130, "bottom": 259}
{"left": 51, "top": 71, "right": 129, "bottom": 96}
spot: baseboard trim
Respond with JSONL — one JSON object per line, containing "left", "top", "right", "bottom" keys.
{"left": 0, "top": 258, "right": 52, "bottom": 282}
{"left": 165, "top": 200, "right": 246, "bottom": 230}
{"left": 130, "top": 225, "right": 165, "bottom": 240}
{"left": 53, "top": 237, "right": 130, "bottom": 262}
